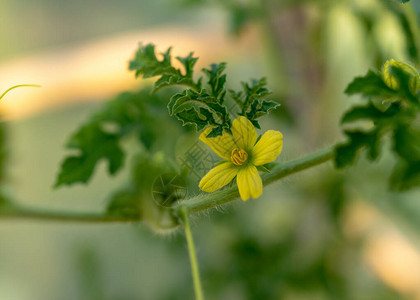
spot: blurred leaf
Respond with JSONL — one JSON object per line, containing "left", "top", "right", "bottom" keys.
{"left": 106, "top": 189, "right": 141, "bottom": 219}
{"left": 337, "top": 60, "right": 420, "bottom": 191}
{"left": 335, "top": 130, "right": 380, "bottom": 168}
{"left": 55, "top": 89, "right": 173, "bottom": 187}
{"left": 151, "top": 173, "right": 187, "bottom": 208}
{"left": 0, "top": 121, "right": 15, "bottom": 210}
{"left": 230, "top": 4, "right": 250, "bottom": 35}
{"left": 344, "top": 70, "right": 395, "bottom": 99}
{"left": 0, "top": 123, "right": 7, "bottom": 183}
{"left": 129, "top": 44, "right": 176, "bottom": 79}
{"left": 55, "top": 123, "right": 124, "bottom": 187}
{"left": 389, "top": 5, "right": 420, "bottom": 62}
{"left": 341, "top": 102, "right": 400, "bottom": 124}
{"left": 389, "top": 124, "right": 420, "bottom": 190}
{"left": 91, "top": 91, "right": 165, "bottom": 149}
{"left": 76, "top": 249, "right": 104, "bottom": 300}
{"left": 390, "top": 160, "right": 420, "bottom": 190}
{"left": 106, "top": 152, "right": 182, "bottom": 229}
{"left": 393, "top": 124, "right": 420, "bottom": 161}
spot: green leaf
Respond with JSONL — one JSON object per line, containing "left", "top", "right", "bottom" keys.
{"left": 246, "top": 99, "right": 279, "bottom": 129}
{"left": 341, "top": 102, "right": 401, "bottom": 124}
{"left": 129, "top": 43, "right": 201, "bottom": 91}
{"left": 395, "top": 0, "right": 410, "bottom": 3}
{"left": 387, "top": 66, "right": 419, "bottom": 104}
{"left": 344, "top": 70, "right": 396, "bottom": 99}
{"left": 175, "top": 107, "right": 209, "bottom": 131}
{"left": 207, "top": 126, "right": 224, "bottom": 138}
{"left": 232, "top": 77, "right": 279, "bottom": 127}
{"left": 92, "top": 90, "right": 163, "bottom": 149}
{"left": 55, "top": 123, "right": 124, "bottom": 187}
{"left": 106, "top": 153, "right": 182, "bottom": 229}
{"left": 393, "top": 124, "right": 420, "bottom": 162}
{"left": 338, "top": 59, "right": 420, "bottom": 191}
{"left": 229, "top": 89, "right": 243, "bottom": 107}
{"left": 129, "top": 44, "right": 176, "bottom": 78}
{"left": 55, "top": 88, "right": 178, "bottom": 188}
{"left": 390, "top": 160, "right": 420, "bottom": 191}
{"left": 177, "top": 53, "right": 199, "bottom": 80}
{"left": 390, "top": 124, "right": 420, "bottom": 191}
{"left": 202, "top": 63, "right": 227, "bottom": 101}
{"left": 167, "top": 89, "right": 214, "bottom": 115}
{"left": 168, "top": 88, "right": 231, "bottom": 135}
{"left": 130, "top": 43, "right": 280, "bottom": 136}
{"left": 335, "top": 130, "right": 380, "bottom": 169}
{"left": 153, "top": 73, "right": 199, "bottom": 92}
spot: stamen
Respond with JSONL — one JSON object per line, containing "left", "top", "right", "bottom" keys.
{"left": 231, "top": 148, "right": 248, "bottom": 166}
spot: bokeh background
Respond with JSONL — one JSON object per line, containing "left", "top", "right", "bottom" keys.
{"left": 1, "top": 0, "right": 420, "bottom": 299}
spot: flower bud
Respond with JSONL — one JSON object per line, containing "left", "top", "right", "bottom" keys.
{"left": 382, "top": 59, "right": 420, "bottom": 93}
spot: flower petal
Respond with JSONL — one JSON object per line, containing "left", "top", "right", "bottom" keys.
{"left": 231, "top": 116, "right": 257, "bottom": 151}
{"left": 199, "top": 127, "right": 236, "bottom": 160}
{"left": 251, "top": 130, "right": 283, "bottom": 166}
{"left": 237, "top": 165, "right": 262, "bottom": 201}
{"left": 199, "top": 162, "right": 238, "bottom": 192}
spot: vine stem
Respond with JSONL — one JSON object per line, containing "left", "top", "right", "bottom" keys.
{"left": 0, "top": 84, "right": 41, "bottom": 101}
{"left": 0, "top": 206, "right": 139, "bottom": 223}
{"left": 173, "top": 146, "right": 335, "bottom": 213}
{"left": 179, "top": 206, "right": 205, "bottom": 300}
{"left": 0, "top": 146, "right": 335, "bottom": 222}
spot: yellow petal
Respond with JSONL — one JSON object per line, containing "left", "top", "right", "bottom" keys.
{"left": 231, "top": 116, "right": 257, "bottom": 151}
{"left": 251, "top": 130, "right": 283, "bottom": 166}
{"left": 199, "top": 162, "right": 238, "bottom": 192}
{"left": 237, "top": 165, "right": 262, "bottom": 201}
{"left": 199, "top": 127, "right": 236, "bottom": 160}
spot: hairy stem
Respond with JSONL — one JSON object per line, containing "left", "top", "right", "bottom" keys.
{"left": 173, "top": 146, "right": 335, "bottom": 213}
{"left": 0, "top": 206, "right": 139, "bottom": 223}
{"left": 0, "top": 146, "right": 335, "bottom": 222}
{"left": 179, "top": 206, "right": 205, "bottom": 300}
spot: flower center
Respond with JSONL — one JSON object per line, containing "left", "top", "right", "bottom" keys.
{"left": 231, "top": 148, "right": 248, "bottom": 166}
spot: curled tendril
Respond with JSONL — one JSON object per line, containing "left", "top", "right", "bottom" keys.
{"left": 0, "top": 84, "right": 41, "bottom": 101}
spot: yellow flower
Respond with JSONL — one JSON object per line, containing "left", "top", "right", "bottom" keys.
{"left": 199, "top": 116, "right": 283, "bottom": 201}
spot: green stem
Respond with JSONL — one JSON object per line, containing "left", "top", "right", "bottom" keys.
{"left": 0, "top": 84, "right": 41, "bottom": 101}
{"left": 0, "top": 206, "right": 139, "bottom": 223}
{"left": 179, "top": 206, "right": 204, "bottom": 300}
{"left": 404, "top": 3, "right": 420, "bottom": 60}
{"left": 174, "top": 146, "right": 335, "bottom": 213}
{"left": 0, "top": 146, "right": 335, "bottom": 223}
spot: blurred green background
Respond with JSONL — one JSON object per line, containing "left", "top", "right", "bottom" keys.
{"left": 1, "top": 0, "right": 420, "bottom": 299}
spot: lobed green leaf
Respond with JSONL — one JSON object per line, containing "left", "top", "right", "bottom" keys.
{"left": 337, "top": 59, "right": 420, "bottom": 191}
{"left": 55, "top": 89, "right": 172, "bottom": 187}
{"left": 55, "top": 123, "right": 124, "bottom": 187}
{"left": 335, "top": 130, "right": 380, "bottom": 168}
{"left": 130, "top": 43, "right": 280, "bottom": 137}
{"left": 129, "top": 43, "right": 201, "bottom": 92}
